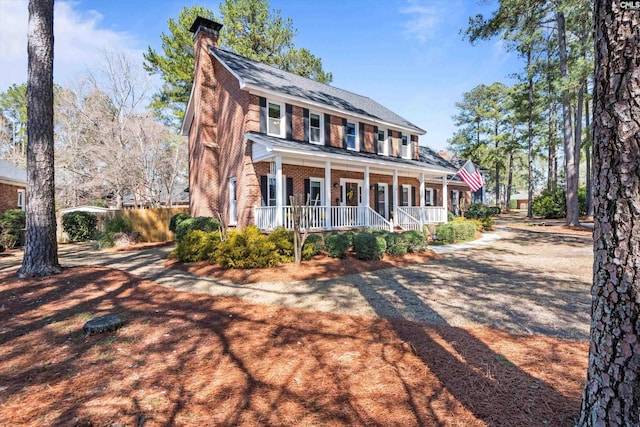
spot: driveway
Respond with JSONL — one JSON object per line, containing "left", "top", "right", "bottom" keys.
{"left": 0, "top": 227, "right": 593, "bottom": 341}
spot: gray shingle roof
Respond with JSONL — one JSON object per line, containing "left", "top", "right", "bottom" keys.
{"left": 0, "top": 160, "right": 26, "bottom": 185}
{"left": 245, "top": 132, "right": 456, "bottom": 174}
{"left": 212, "top": 47, "right": 425, "bottom": 134}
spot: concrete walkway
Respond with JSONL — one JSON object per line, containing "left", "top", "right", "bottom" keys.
{"left": 0, "top": 227, "right": 592, "bottom": 340}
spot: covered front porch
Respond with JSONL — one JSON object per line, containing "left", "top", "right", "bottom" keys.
{"left": 248, "top": 133, "right": 455, "bottom": 232}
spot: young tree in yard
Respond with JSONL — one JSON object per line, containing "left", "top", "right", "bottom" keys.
{"left": 18, "top": 0, "right": 60, "bottom": 277}
{"left": 289, "top": 194, "right": 318, "bottom": 265}
{"left": 578, "top": 2, "right": 640, "bottom": 424}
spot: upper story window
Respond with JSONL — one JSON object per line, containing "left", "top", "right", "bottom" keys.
{"left": 345, "top": 121, "right": 357, "bottom": 150}
{"left": 309, "top": 111, "right": 323, "bottom": 144}
{"left": 401, "top": 135, "right": 411, "bottom": 159}
{"left": 377, "top": 129, "right": 388, "bottom": 155}
{"left": 267, "top": 101, "right": 284, "bottom": 136}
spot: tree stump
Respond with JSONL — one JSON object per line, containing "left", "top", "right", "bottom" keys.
{"left": 83, "top": 314, "right": 125, "bottom": 335}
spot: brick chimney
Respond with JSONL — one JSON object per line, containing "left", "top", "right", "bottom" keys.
{"left": 188, "top": 17, "right": 223, "bottom": 217}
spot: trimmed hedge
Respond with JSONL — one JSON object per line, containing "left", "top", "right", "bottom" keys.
{"left": 169, "top": 212, "right": 191, "bottom": 234}
{"left": 384, "top": 233, "right": 408, "bottom": 256}
{"left": 436, "top": 220, "right": 477, "bottom": 243}
{"left": 464, "top": 203, "right": 493, "bottom": 219}
{"left": 303, "top": 234, "right": 324, "bottom": 258}
{"left": 62, "top": 211, "right": 98, "bottom": 242}
{"left": 173, "top": 230, "right": 221, "bottom": 262}
{"left": 175, "top": 216, "right": 221, "bottom": 242}
{"left": 353, "top": 231, "right": 386, "bottom": 261}
{"left": 0, "top": 209, "right": 25, "bottom": 250}
{"left": 402, "top": 230, "right": 427, "bottom": 252}
{"left": 325, "top": 232, "right": 350, "bottom": 258}
{"left": 214, "top": 225, "right": 282, "bottom": 269}
{"left": 267, "top": 227, "right": 294, "bottom": 261}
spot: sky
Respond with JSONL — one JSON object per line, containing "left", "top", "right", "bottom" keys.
{"left": 0, "top": 0, "right": 522, "bottom": 151}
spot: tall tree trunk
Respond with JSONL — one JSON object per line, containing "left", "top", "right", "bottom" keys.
{"left": 506, "top": 148, "right": 514, "bottom": 212}
{"left": 547, "top": 41, "right": 557, "bottom": 192}
{"left": 574, "top": 82, "right": 585, "bottom": 217}
{"left": 557, "top": 11, "right": 579, "bottom": 226}
{"left": 527, "top": 49, "right": 534, "bottom": 219}
{"left": 494, "top": 120, "right": 500, "bottom": 208}
{"left": 18, "top": 0, "right": 60, "bottom": 277}
{"left": 585, "top": 82, "right": 594, "bottom": 217}
{"left": 578, "top": 2, "right": 640, "bottom": 425}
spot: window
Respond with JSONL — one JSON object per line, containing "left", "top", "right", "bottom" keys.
{"left": 401, "top": 135, "right": 411, "bottom": 159}
{"left": 376, "top": 183, "right": 388, "bottom": 218}
{"left": 425, "top": 188, "right": 434, "bottom": 206}
{"left": 309, "top": 112, "right": 323, "bottom": 144}
{"left": 401, "top": 185, "right": 411, "bottom": 207}
{"left": 345, "top": 121, "right": 357, "bottom": 150}
{"left": 309, "top": 178, "right": 324, "bottom": 205}
{"left": 229, "top": 178, "right": 237, "bottom": 225}
{"left": 377, "top": 129, "right": 388, "bottom": 155}
{"left": 17, "top": 189, "right": 25, "bottom": 210}
{"left": 267, "top": 101, "right": 284, "bottom": 136}
{"left": 266, "top": 175, "right": 287, "bottom": 206}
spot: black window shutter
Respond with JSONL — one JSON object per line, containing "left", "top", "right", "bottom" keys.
{"left": 411, "top": 186, "right": 416, "bottom": 206}
{"left": 389, "top": 189, "right": 394, "bottom": 218}
{"left": 286, "top": 177, "right": 294, "bottom": 204}
{"left": 303, "top": 108, "right": 310, "bottom": 142}
{"left": 388, "top": 130, "right": 393, "bottom": 155}
{"left": 398, "top": 132, "right": 403, "bottom": 157}
{"left": 373, "top": 126, "right": 378, "bottom": 153}
{"left": 342, "top": 118, "right": 348, "bottom": 149}
{"left": 411, "top": 135, "right": 418, "bottom": 159}
{"left": 359, "top": 122, "right": 365, "bottom": 152}
{"left": 260, "top": 175, "right": 268, "bottom": 206}
{"left": 285, "top": 104, "right": 293, "bottom": 140}
{"left": 324, "top": 113, "right": 331, "bottom": 146}
{"left": 373, "top": 184, "right": 379, "bottom": 212}
{"left": 259, "top": 97, "right": 267, "bottom": 134}
{"left": 304, "top": 178, "right": 310, "bottom": 201}
{"left": 434, "top": 189, "right": 438, "bottom": 206}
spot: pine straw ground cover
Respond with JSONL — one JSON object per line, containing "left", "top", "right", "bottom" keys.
{"left": 0, "top": 266, "right": 588, "bottom": 426}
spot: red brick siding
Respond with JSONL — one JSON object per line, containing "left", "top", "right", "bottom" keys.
{"left": 292, "top": 105, "right": 305, "bottom": 141}
{"left": 0, "top": 183, "right": 23, "bottom": 213}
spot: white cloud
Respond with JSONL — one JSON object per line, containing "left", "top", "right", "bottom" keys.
{"left": 0, "top": 0, "right": 145, "bottom": 92}
{"left": 400, "top": 0, "right": 442, "bottom": 43}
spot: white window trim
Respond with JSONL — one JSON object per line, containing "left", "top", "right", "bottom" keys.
{"left": 345, "top": 121, "right": 359, "bottom": 151}
{"left": 401, "top": 184, "right": 412, "bottom": 207}
{"left": 266, "top": 174, "right": 287, "bottom": 207}
{"left": 340, "top": 178, "right": 364, "bottom": 206}
{"left": 401, "top": 135, "right": 412, "bottom": 159}
{"left": 425, "top": 187, "right": 434, "bottom": 206}
{"left": 17, "top": 189, "right": 25, "bottom": 210}
{"left": 267, "top": 100, "right": 285, "bottom": 137}
{"left": 377, "top": 129, "right": 388, "bottom": 156}
{"left": 308, "top": 177, "right": 324, "bottom": 205}
{"left": 229, "top": 178, "right": 237, "bottom": 225}
{"left": 308, "top": 111, "right": 324, "bottom": 145}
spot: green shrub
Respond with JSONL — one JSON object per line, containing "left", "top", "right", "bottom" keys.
{"left": 353, "top": 231, "right": 387, "bottom": 261}
{"left": 175, "top": 216, "right": 221, "bottom": 242}
{"left": 303, "top": 234, "right": 324, "bottom": 258}
{"left": 531, "top": 188, "right": 565, "bottom": 219}
{"left": 105, "top": 214, "right": 133, "bottom": 233}
{"left": 488, "top": 206, "right": 501, "bottom": 215}
{"left": 453, "top": 221, "right": 477, "bottom": 241}
{"left": 0, "top": 209, "right": 26, "bottom": 249}
{"left": 464, "top": 203, "right": 492, "bottom": 219}
{"left": 402, "top": 230, "right": 427, "bottom": 252}
{"left": 455, "top": 216, "right": 483, "bottom": 232}
{"left": 436, "top": 223, "right": 455, "bottom": 243}
{"left": 96, "top": 231, "right": 115, "bottom": 249}
{"left": 214, "top": 225, "right": 281, "bottom": 269}
{"left": 62, "top": 211, "right": 98, "bottom": 242}
{"left": 169, "top": 212, "right": 190, "bottom": 233}
{"left": 173, "top": 230, "right": 221, "bottom": 262}
{"left": 385, "top": 233, "right": 408, "bottom": 256}
{"left": 481, "top": 216, "right": 494, "bottom": 231}
{"left": 343, "top": 230, "right": 356, "bottom": 247}
{"left": 267, "top": 227, "right": 294, "bottom": 261}
{"left": 325, "top": 232, "right": 350, "bottom": 258}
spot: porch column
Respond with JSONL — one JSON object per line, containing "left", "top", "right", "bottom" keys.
{"left": 442, "top": 175, "right": 448, "bottom": 223}
{"left": 392, "top": 169, "right": 398, "bottom": 225}
{"left": 364, "top": 165, "right": 370, "bottom": 227}
{"left": 419, "top": 172, "right": 425, "bottom": 227}
{"left": 275, "top": 155, "right": 283, "bottom": 226}
{"left": 324, "top": 161, "right": 331, "bottom": 229}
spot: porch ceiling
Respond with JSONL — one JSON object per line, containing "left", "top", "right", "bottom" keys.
{"left": 246, "top": 132, "right": 455, "bottom": 179}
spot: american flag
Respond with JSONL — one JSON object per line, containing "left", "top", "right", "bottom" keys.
{"left": 457, "top": 160, "right": 484, "bottom": 192}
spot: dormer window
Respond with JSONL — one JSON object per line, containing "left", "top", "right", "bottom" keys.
{"left": 309, "top": 111, "right": 323, "bottom": 144}
{"left": 267, "top": 101, "right": 284, "bottom": 136}
{"left": 401, "top": 135, "right": 411, "bottom": 159}
{"left": 345, "top": 121, "right": 357, "bottom": 150}
{"left": 377, "top": 129, "right": 388, "bottom": 155}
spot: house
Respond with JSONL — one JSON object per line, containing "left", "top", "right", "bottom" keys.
{"left": 0, "top": 159, "right": 26, "bottom": 214}
{"left": 182, "top": 17, "right": 472, "bottom": 232}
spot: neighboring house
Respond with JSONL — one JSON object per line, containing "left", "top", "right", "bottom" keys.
{"left": 183, "top": 17, "right": 471, "bottom": 232}
{"left": 0, "top": 159, "right": 26, "bottom": 214}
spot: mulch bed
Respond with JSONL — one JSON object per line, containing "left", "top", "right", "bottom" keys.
{"left": 166, "top": 251, "right": 443, "bottom": 284}
{"left": 0, "top": 267, "right": 588, "bottom": 426}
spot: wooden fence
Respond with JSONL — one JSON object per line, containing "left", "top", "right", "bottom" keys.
{"left": 57, "top": 207, "right": 189, "bottom": 243}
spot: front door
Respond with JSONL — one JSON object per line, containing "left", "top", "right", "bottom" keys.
{"left": 341, "top": 179, "right": 364, "bottom": 207}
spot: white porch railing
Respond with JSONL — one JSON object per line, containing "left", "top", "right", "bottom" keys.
{"left": 394, "top": 208, "right": 421, "bottom": 231}
{"left": 400, "top": 206, "right": 448, "bottom": 224}
{"left": 254, "top": 206, "right": 392, "bottom": 232}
